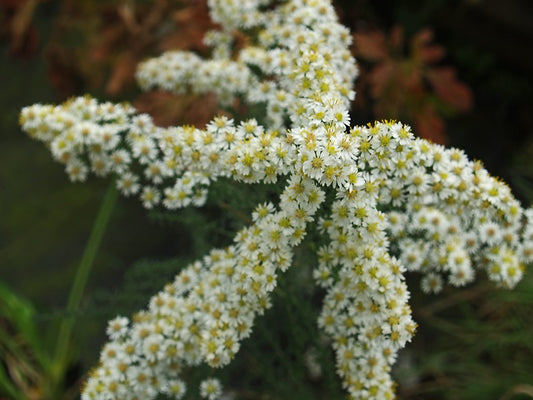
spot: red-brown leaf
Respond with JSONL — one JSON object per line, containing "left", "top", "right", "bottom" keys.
{"left": 412, "top": 28, "right": 434, "bottom": 48}
{"left": 369, "top": 62, "right": 396, "bottom": 98}
{"left": 411, "top": 28, "right": 445, "bottom": 64}
{"left": 415, "top": 105, "right": 447, "bottom": 144}
{"left": 353, "top": 31, "right": 387, "bottom": 62}
{"left": 389, "top": 25, "right": 404, "bottom": 53}
{"left": 427, "top": 67, "right": 473, "bottom": 112}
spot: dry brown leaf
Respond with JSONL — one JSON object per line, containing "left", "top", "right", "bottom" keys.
{"left": 106, "top": 52, "right": 137, "bottom": 96}
{"left": 162, "top": 1, "right": 213, "bottom": 51}
{"left": 90, "top": 25, "right": 124, "bottom": 62}
{"left": 1, "top": 0, "right": 24, "bottom": 7}
{"left": 117, "top": 4, "right": 140, "bottom": 35}
{"left": 3, "top": 0, "right": 39, "bottom": 57}
{"left": 45, "top": 44, "right": 83, "bottom": 97}
{"left": 134, "top": 91, "right": 220, "bottom": 128}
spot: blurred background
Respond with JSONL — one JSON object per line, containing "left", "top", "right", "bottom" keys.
{"left": 1, "top": 0, "right": 533, "bottom": 399}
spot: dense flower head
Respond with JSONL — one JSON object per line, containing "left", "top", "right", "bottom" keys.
{"left": 19, "top": 0, "right": 533, "bottom": 399}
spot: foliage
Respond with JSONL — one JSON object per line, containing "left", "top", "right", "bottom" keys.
{"left": 0, "top": 185, "right": 117, "bottom": 399}
{"left": 353, "top": 26, "right": 473, "bottom": 144}
{"left": 0, "top": 281, "right": 51, "bottom": 400}
{"left": 2, "top": 0, "right": 533, "bottom": 399}
{"left": 17, "top": 0, "right": 533, "bottom": 398}
{"left": 1, "top": 0, "right": 220, "bottom": 126}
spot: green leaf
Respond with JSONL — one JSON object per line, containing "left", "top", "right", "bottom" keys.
{"left": 0, "top": 357, "right": 23, "bottom": 400}
{"left": 0, "top": 281, "right": 48, "bottom": 368}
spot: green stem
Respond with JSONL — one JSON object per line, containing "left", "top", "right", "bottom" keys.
{"left": 49, "top": 184, "right": 118, "bottom": 397}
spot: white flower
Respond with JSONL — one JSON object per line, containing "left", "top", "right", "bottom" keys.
{"left": 106, "top": 316, "right": 129, "bottom": 340}
{"left": 161, "top": 378, "right": 187, "bottom": 399}
{"left": 116, "top": 172, "right": 140, "bottom": 196}
{"left": 65, "top": 159, "right": 88, "bottom": 182}
{"left": 141, "top": 186, "right": 160, "bottom": 209}
{"left": 199, "top": 378, "right": 222, "bottom": 400}
{"left": 421, "top": 273, "right": 443, "bottom": 294}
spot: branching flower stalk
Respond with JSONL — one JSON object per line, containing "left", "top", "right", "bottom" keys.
{"left": 19, "top": 0, "right": 533, "bottom": 399}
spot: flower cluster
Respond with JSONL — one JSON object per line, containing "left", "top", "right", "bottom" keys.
{"left": 19, "top": 0, "right": 533, "bottom": 399}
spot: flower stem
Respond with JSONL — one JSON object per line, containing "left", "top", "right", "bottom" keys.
{"left": 49, "top": 184, "right": 118, "bottom": 396}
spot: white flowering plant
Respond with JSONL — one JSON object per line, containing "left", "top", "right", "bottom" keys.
{"left": 18, "top": 0, "right": 533, "bottom": 399}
